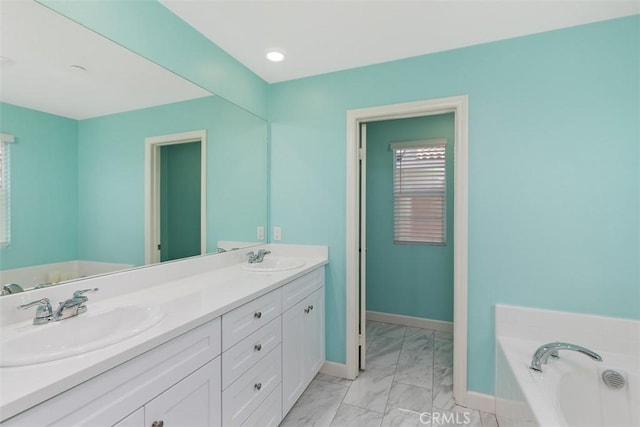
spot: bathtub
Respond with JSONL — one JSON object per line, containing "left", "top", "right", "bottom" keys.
{"left": 496, "top": 336, "right": 639, "bottom": 427}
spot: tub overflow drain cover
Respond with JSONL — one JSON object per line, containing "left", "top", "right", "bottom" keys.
{"left": 602, "top": 369, "right": 625, "bottom": 389}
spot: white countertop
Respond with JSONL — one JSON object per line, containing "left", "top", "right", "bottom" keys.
{"left": 0, "top": 246, "right": 327, "bottom": 422}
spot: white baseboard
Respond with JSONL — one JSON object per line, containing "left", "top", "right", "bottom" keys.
{"left": 320, "top": 361, "right": 351, "bottom": 379}
{"left": 458, "top": 390, "right": 496, "bottom": 414}
{"left": 367, "top": 311, "right": 453, "bottom": 333}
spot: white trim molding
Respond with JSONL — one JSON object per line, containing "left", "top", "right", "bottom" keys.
{"left": 144, "top": 130, "right": 207, "bottom": 264}
{"left": 345, "top": 96, "right": 470, "bottom": 405}
{"left": 0, "top": 133, "right": 14, "bottom": 246}
{"left": 464, "top": 391, "right": 496, "bottom": 414}
{"left": 366, "top": 311, "right": 453, "bottom": 333}
{"left": 0, "top": 134, "right": 15, "bottom": 144}
{"left": 319, "top": 361, "right": 349, "bottom": 379}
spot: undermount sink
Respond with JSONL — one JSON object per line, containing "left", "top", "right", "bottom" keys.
{"left": 0, "top": 304, "right": 165, "bottom": 367}
{"left": 242, "top": 257, "right": 305, "bottom": 272}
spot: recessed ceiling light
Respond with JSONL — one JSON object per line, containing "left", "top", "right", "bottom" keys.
{"left": 69, "top": 64, "right": 86, "bottom": 72}
{"left": 266, "top": 50, "right": 285, "bottom": 62}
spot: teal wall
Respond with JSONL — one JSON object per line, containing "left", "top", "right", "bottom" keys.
{"left": 78, "top": 95, "right": 267, "bottom": 266}
{"left": 160, "top": 142, "right": 201, "bottom": 262}
{"left": 366, "top": 114, "right": 454, "bottom": 321}
{"left": 269, "top": 16, "right": 640, "bottom": 394}
{"left": 0, "top": 103, "right": 78, "bottom": 270}
{"left": 37, "top": 0, "right": 269, "bottom": 118}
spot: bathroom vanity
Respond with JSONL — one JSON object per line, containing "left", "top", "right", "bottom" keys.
{"left": 0, "top": 245, "right": 328, "bottom": 426}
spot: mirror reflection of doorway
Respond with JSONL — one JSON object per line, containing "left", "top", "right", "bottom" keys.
{"left": 145, "top": 130, "right": 207, "bottom": 265}
{"left": 159, "top": 141, "right": 201, "bottom": 262}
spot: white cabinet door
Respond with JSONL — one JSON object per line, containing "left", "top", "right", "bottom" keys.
{"left": 145, "top": 357, "right": 221, "bottom": 427}
{"left": 304, "top": 288, "right": 325, "bottom": 385}
{"left": 282, "top": 285, "right": 325, "bottom": 416}
{"left": 282, "top": 298, "right": 307, "bottom": 415}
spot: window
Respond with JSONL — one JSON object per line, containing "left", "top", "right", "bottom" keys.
{"left": 0, "top": 133, "right": 13, "bottom": 246}
{"left": 391, "top": 138, "right": 447, "bottom": 244}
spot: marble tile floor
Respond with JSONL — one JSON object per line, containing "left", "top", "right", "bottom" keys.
{"left": 281, "top": 320, "right": 498, "bottom": 427}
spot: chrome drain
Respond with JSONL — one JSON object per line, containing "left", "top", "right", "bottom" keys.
{"left": 602, "top": 369, "right": 626, "bottom": 389}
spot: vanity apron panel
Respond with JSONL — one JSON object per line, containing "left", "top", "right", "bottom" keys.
{"left": 0, "top": 318, "right": 221, "bottom": 426}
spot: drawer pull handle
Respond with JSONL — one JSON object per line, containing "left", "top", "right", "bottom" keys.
{"left": 254, "top": 382, "right": 262, "bottom": 391}
{"left": 151, "top": 421, "right": 164, "bottom": 427}
{"left": 254, "top": 311, "right": 262, "bottom": 319}
{"left": 304, "top": 307, "right": 310, "bottom": 314}
{"left": 254, "top": 343, "right": 262, "bottom": 351}
{"left": 309, "top": 305, "right": 314, "bottom": 311}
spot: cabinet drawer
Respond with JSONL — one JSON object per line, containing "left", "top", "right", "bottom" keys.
{"left": 222, "top": 316, "right": 281, "bottom": 389}
{"left": 222, "top": 345, "right": 281, "bottom": 427}
{"left": 282, "top": 268, "right": 324, "bottom": 311}
{"left": 241, "top": 384, "right": 282, "bottom": 427}
{"left": 222, "top": 289, "right": 281, "bottom": 350}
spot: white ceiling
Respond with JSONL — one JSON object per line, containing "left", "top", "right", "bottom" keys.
{"left": 1, "top": 1, "right": 637, "bottom": 119}
{"left": 160, "top": 0, "right": 640, "bottom": 84}
{"left": 0, "top": 0, "right": 210, "bottom": 120}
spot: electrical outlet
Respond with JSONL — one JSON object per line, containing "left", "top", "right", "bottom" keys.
{"left": 273, "top": 226, "right": 282, "bottom": 241}
{"left": 257, "top": 226, "right": 264, "bottom": 240}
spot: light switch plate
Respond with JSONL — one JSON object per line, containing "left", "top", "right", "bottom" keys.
{"left": 273, "top": 227, "right": 282, "bottom": 241}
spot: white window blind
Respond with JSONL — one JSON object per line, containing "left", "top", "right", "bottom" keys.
{"left": 0, "top": 133, "right": 13, "bottom": 246}
{"left": 391, "top": 138, "right": 447, "bottom": 244}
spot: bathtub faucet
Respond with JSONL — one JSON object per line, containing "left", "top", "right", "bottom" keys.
{"left": 529, "top": 342, "right": 602, "bottom": 372}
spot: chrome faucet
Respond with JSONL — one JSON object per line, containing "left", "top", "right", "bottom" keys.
{"left": 55, "top": 288, "right": 99, "bottom": 320}
{"left": 529, "top": 342, "right": 602, "bottom": 372}
{"left": 18, "top": 298, "right": 54, "bottom": 325}
{"left": 1, "top": 283, "right": 24, "bottom": 296}
{"left": 247, "top": 249, "right": 271, "bottom": 264}
{"left": 18, "top": 288, "right": 99, "bottom": 325}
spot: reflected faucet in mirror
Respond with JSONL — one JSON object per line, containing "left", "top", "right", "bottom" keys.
{"left": 1, "top": 284, "right": 24, "bottom": 296}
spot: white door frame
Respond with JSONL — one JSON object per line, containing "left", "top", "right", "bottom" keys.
{"left": 346, "top": 96, "right": 469, "bottom": 405}
{"left": 145, "top": 130, "right": 207, "bottom": 264}
{"left": 359, "top": 123, "right": 368, "bottom": 370}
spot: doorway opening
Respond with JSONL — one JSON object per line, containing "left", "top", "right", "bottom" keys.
{"left": 145, "top": 130, "right": 207, "bottom": 265}
{"left": 362, "top": 113, "right": 455, "bottom": 371}
{"left": 346, "top": 96, "right": 470, "bottom": 406}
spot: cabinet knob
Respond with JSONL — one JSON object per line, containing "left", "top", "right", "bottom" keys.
{"left": 254, "top": 311, "right": 262, "bottom": 319}
{"left": 254, "top": 382, "right": 262, "bottom": 391}
{"left": 309, "top": 305, "right": 314, "bottom": 311}
{"left": 304, "top": 307, "right": 310, "bottom": 314}
{"left": 151, "top": 421, "right": 164, "bottom": 427}
{"left": 254, "top": 343, "right": 262, "bottom": 351}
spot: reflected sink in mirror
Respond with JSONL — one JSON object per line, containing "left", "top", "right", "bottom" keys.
{"left": 242, "top": 258, "right": 305, "bottom": 273}
{"left": 0, "top": 304, "right": 165, "bottom": 367}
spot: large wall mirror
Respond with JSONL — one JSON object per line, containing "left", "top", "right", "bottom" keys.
{"left": 0, "top": 0, "right": 268, "bottom": 290}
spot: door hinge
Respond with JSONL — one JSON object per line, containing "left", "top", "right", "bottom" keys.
{"left": 358, "top": 333, "right": 364, "bottom": 346}
{"left": 157, "top": 244, "right": 161, "bottom": 250}
{"left": 358, "top": 148, "right": 365, "bottom": 160}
